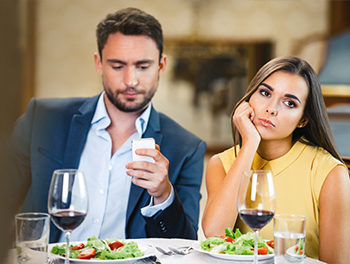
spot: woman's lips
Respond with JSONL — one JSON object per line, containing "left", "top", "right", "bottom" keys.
{"left": 258, "top": 118, "right": 275, "bottom": 128}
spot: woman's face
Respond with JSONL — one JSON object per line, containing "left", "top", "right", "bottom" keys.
{"left": 248, "top": 70, "right": 309, "bottom": 142}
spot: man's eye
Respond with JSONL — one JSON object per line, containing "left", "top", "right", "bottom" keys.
{"left": 137, "top": 65, "right": 150, "bottom": 70}
{"left": 284, "top": 100, "right": 296, "bottom": 108}
{"left": 112, "top": 65, "right": 123, "bottom": 70}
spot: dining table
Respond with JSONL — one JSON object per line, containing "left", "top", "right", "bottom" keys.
{"left": 6, "top": 237, "right": 327, "bottom": 264}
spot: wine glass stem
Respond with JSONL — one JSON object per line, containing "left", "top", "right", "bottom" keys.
{"left": 65, "top": 231, "right": 71, "bottom": 264}
{"left": 254, "top": 230, "right": 259, "bottom": 264}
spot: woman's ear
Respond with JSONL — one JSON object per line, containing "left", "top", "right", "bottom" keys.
{"left": 297, "top": 118, "right": 309, "bottom": 128}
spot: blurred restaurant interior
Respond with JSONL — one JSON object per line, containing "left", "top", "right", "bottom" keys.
{"left": 1, "top": 0, "right": 350, "bottom": 244}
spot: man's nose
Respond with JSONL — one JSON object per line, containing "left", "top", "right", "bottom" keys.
{"left": 124, "top": 67, "right": 139, "bottom": 87}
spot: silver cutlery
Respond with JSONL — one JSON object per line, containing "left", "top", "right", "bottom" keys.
{"left": 155, "top": 246, "right": 173, "bottom": 255}
{"left": 168, "top": 246, "right": 193, "bottom": 255}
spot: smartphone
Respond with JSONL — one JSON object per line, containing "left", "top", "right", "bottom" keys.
{"left": 132, "top": 138, "right": 155, "bottom": 163}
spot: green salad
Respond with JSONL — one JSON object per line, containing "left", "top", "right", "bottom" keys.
{"left": 200, "top": 228, "right": 274, "bottom": 255}
{"left": 51, "top": 236, "right": 144, "bottom": 260}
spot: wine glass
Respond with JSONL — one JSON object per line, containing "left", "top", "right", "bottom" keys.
{"left": 48, "top": 169, "right": 88, "bottom": 264}
{"left": 237, "top": 170, "right": 276, "bottom": 264}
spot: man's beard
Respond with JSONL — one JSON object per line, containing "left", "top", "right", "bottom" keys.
{"left": 104, "top": 86, "right": 156, "bottom": 113}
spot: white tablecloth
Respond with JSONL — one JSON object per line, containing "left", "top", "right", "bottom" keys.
{"left": 6, "top": 238, "right": 326, "bottom": 264}
{"left": 134, "top": 238, "right": 326, "bottom": 264}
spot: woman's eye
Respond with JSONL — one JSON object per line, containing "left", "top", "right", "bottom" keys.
{"left": 259, "top": 88, "right": 270, "bottom": 97}
{"left": 284, "top": 100, "right": 296, "bottom": 108}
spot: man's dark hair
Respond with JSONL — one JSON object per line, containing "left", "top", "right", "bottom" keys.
{"left": 96, "top": 7, "right": 163, "bottom": 60}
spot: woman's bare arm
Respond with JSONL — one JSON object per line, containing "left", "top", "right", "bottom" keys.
{"left": 201, "top": 145, "right": 258, "bottom": 237}
{"left": 202, "top": 101, "right": 261, "bottom": 237}
{"left": 319, "top": 165, "right": 350, "bottom": 264}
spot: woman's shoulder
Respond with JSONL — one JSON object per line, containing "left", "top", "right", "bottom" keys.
{"left": 300, "top": 141, "right": 348, "bottom": 204}
{"left": 217, "top": 146, "right": 239, "bottom": 173}
{"left": 300, "top": 141, "right": 343, "bottom": 166}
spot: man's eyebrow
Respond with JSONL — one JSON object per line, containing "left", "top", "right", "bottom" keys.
{"left": 106, "top": 59, "right": 154, "bottom": 65}
{"left": 260, "top": 83, "right": 301, "bottom": 103}
{"left": 106, "top": 59, "right": 126, "bottom": 64}
{"left": 135, "top": 59, "right": 154, "bottom": 65}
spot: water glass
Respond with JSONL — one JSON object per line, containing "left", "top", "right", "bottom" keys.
{"left": 274, "top": 214, "right": 306, "bottom": 264}
{"left": 15, "top": 212, "right": 50, "bottom": 264}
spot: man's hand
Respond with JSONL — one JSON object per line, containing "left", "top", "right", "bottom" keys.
{"left": 126, "top": 144, "right": 171, "bottom": 204}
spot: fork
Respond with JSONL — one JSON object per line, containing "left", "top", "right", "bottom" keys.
{"left": 155, "top": 246, "right": 173, "bottom": 255}
{"left": 168, "top": 246, "right": 193, "bottom": 255}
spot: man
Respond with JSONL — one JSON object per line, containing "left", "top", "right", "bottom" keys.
{"left": 13, "top": 8, "right": 206, "bottom": 242}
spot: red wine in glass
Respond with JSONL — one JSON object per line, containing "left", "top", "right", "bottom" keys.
{"left": 239, "top": 209, "right": 274, "bottom": 231}
{"left": 237, "top": 170, "right": 276, "bottom": 264}
{"left": 48, "top": 169, "right": 88, "bottom": 264}
{"left": 50, "top": 209, "right": 86, "bottom": 232}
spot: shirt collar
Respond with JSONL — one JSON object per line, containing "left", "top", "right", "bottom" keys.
{"left": 91, "top": 92, "right": 152, "bottom": 137}
{"left": 252, "top": 140, "right": 307, "bottom": 177}
{"left": 91, "top": 92, "right": 110, "bottom": 129}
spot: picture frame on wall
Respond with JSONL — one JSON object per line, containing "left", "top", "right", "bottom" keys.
{"left": 153, "top": 38, "right": 273, "bottom": 153}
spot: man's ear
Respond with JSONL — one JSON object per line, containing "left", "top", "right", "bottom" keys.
{"left": 94, "top": 52, "right": 103, "bottom": 75}
{"left": 158, "top": 54, "right": 167, "bottom": 73}
{"left": 297, "top": 117, "right": 309, "bottom": 128}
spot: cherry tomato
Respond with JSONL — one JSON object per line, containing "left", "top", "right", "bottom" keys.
{"left": 251, "top": 247, "right": 269, "bottom": 255}
{"left": 71, "top": 243, "right": 85, "bottom": 250}
{"left": 109, "top": 241, "right": 124, "bottom": 250}
{"left": 77, "top": 248, "right": 96, "bottom": 259}
{"left": 295, "top": 246, "right": 303, "bottom": 255}
{"left": 258, "top": 247, "right": 268, "bottom": 255}
{"left": 219, "top": 236, "right": 234, "bottom": 243}
{"left": 266, "top": 240, "right": 274, "bottom": 248}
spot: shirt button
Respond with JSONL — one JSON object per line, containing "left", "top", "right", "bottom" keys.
{"left": 99, "top": 189, "right": 104, "bottom": 194}
{"left": 108, "top": 165, "right": 112, "bottom": 171}
{"left": 94, "top": 219, "right": 100, "bottom": 224}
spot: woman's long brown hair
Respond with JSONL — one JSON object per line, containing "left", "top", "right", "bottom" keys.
{"left": 231, "top": 56, "right": 343, "bottom": 162}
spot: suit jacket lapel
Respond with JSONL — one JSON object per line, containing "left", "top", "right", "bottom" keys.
{"left": 126, "top": 106, "right": 163, "bottom": 222}
{"left": 62, "top": 95, "right": 99, "bottom": 169}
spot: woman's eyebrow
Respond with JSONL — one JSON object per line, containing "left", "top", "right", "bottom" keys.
{"left": 260, "top": 83, "right": 301, "bottom": 103}
{"left": 260, "top": 83, "right": 273, "bottom": 91}
{"left": 285, "top": 94, "right": 301, "bottom": 103}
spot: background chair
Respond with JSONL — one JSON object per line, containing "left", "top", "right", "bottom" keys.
{"left": 316, "top": 30, "right": 350, "bottom": 168}
{"left": 318, "top": 30, "right": 350, "bottom": 107}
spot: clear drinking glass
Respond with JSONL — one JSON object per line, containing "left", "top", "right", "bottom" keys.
{"left": 48, "top": 169, "right": 88, "bottom": 264}
{"left": 15, "top": 212, "right": 50, "bottom": 264}
{"left": 237, "top": 170, "right": 276, "bottom": 264}
{"left": 274, "top": 214, "right": 306, "bottom": 264}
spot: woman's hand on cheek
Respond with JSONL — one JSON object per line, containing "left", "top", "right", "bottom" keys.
{"left": 233, "top": 102, "right": 261, "bottom": 148}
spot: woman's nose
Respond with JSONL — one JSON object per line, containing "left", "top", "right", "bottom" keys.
{"left": 265, "top": 104, "right": 278, "bottom": 116}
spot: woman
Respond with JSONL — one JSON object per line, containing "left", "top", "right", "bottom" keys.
{"left": 202, "top": 56, "right": 350, "bottom": 263}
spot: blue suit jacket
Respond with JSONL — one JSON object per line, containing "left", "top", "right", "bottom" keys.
{"left": 13, "top": 95, "right": 206, "bottom": 242}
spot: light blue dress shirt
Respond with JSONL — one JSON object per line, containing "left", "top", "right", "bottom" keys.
{"left": 60, "top": 93, "right": 174, "bottom": 242}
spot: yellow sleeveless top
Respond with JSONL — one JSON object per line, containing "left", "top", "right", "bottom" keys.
{"left": 218, "top": 140, "right": 344, "bottom": 259}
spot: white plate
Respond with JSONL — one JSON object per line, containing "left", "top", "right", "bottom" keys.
{"left": 192, "top": 241, "right": 274, "bottom": 261}
{"left": 49, "top": 240, "right": 156, "bottom": 263}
